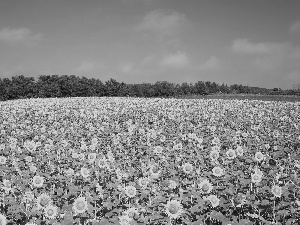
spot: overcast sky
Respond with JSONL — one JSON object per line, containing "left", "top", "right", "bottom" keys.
{"left": 0, "top": 0, "right": 299, "bottom": 89}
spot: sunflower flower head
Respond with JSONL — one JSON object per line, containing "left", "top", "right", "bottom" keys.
{"left": 124, "top": 185, "right": 137, "bottom": 198}
{"left": 123, "top": 207, "right": 138, "bottom": 219}
{"left": 251, "top": 173, "right": 263, "bottom": 184}
{"left": 165, "top": 199, "right": 184, "bottom": 219}
{"left": 36, "top": 193, "right": 52, "bottom": 210}
{"left": 72, "top": 196, "right": 88, "bottom": 214}
{"left": 182, "top": 162, "right": 193, "bottom": 174}
{"left": 212, "top": 166, "right": 224, "bottom": 177}
{"left": 205, "top": 194, "right": 220, "bottom": 208}
{"left": 271, "top": 185, "right": 282, "bottom": 198}
{"left": 119, "top": 215, "right": 132, "bottom": 225}
{"left": 80, "top": 167, "right": 90, "bottom": 179}
{"left": 32, "top": 175, "right": 44, "bottom": 188}
{"left": 44, "top": 204, "right": 58, "bottom": 219}
{"left": 0, "top": 214, "right": 7, "bottom": 225}
{"left": 226, "top": 149, "right": 236, "bottom": 160}
{"left": 209, "top": 150, "right": 219, "bottom": 162}
{"left": 254, "top": 151, "right": 265, "bottom": 162}
{"left": 198, "top": 179, "right": 213, "bottom": 194}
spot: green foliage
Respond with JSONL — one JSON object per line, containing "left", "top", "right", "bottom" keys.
{"left": 0, "top": 74, "right": 299, "bottom": 101}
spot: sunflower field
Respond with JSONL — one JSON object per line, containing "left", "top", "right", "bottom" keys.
{"left": 0, "top": 97, "right": 300, "bottom": 225}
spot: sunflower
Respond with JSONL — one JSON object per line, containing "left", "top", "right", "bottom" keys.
{"left": 271, "top": 185, "right": 282, "bottom": 198}
{"left": 72, "top": 152, "right": 79, "bottom": 159}
{"left": 0, "top": 214, "right": 6, "bottom": 225}
{"left": 251, "top": 173, "right": 262, "bottom": 184}
{"left": 25, "top": 156, "right": 33, "bottom": 163}
{"left": 209, "top": 150, "right": 219, "bottom": 161}
{"left": 36, "top": 193, "right": 52, "bottom": 210}
{"left": 212, "top": 166, "right": 224, "bottom": 177}
{"left": 65, "top": 168, "right": 75, "bottom": 177}
{"left": 44, "top": 204, "right": 58, "bottom": 219}
{"left": 198, "top": 179, "right": 213, "bottom": 194}
{"left": 24, "top": 140, "right": 37, "bottom": 152}
{"left": 107, "top": 151, "right": 115, "bottom": 162}
{"left": 72, "top": 196, "right": 88, "bottom": 214}
{"left": 235, "top": 146, "right": 244, "bottom": 156}
{"left": 29, "top": 164, "right": 37, "bottom": 173}
{"left": 89, "top": 144, "right": 96, "bottom": 151}
{"left": 254, "top": 151, "right": 264, "bottom": 162}
{"left": 87, "top": 153, "right": 97, "bottom": 163}
{"left": 2, "top": 179, "right": 11, "bottom": 189}
{"left": 0, "top": 156, "right": 7, "bottom": 165}
{"left": 138, "top": 177, "right": 150, "bottom": 189}
{"left": 98, "top": 157, "right": 108, "bottom": 169}
{"left": 119, "top": 215, "right": 132, "bottom": 225}
{"left": 226, "top": 149, "right": 236, "bottom": 160}
{"left": 124, "top": 185, "right": 137, "bottom": 198}
{"left": 80, "top": 167, "right": 90, "bottom": 179}
{"left": 206, "top": 194, "right": 220, "bottom": 208}
{"left": 169, "top": 180, "right": 177, "bottom": 189}
{"left": 91, "top": 137, "right": 98, "bottom": 145}
{"left": 182, "top": 163, "right": 193, "bottom": 174}
{"left": 149, "top": 164, "right": 161, "bottom": 179}
{"left": 165, "top": 199, "right": 184, "bottom": 219}
{"left": 211, "top": 136, "right": 220, "bottom": 144}
{"left": 32, "top": 175, "right": 44, "bottom": 188}
{"left": 124, "top": 207, "right": 138, "bottom": 219}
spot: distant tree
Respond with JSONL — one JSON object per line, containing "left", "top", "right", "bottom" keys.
{"left": 0, "top": 74, "right": 292, "bottom": 101}
{"left": 37, "top": 75, "right": 61, "bottom": 98}
{"left": 220, "top": 83, "right": 230, "bottom": 94}
{"left": 10, "top": 75, "right": 36, "bottom": 99}
{"left": 194, "top": 81, "right": 208, "bottom": 95}
{"left": 180, "top": 82, "right": 191, "bottom": 95}
{"left": 105, "top": 78, "right": 122, "bottom": 96}
{"left": 154, "top": 81, "right": 175, "bottom": 97}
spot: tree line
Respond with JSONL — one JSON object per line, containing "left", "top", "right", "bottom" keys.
{"left": 0, "top": 75, "right": 299, "bottom": 101}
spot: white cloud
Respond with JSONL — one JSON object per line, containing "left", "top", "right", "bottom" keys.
{"left": 74, "top": 60, "right": 104, "bottom": 74}
{"left": 231, "top": 38, "right": 300, "bottom": 72}
{"left": 141, "top": 55, "right": 155, "bottom": 66}
{"left": 160, "top": 52, "right": 190, "bottom": 68}
{"left": 198, "top": 56, "right": 220, "bottom": 71}
{"left": 231, "top": 38, "right": 278, "bottom": 54}
{"left": 0, "top": 27, "right": 43, "bottom": 44}
{"left": 120, "top": 62, "right": 135, "bottom": 73}
{"left": 135, "top": 9, "right": 187, "bottom": 38}
{"left": 290, "top": 20, "right": 300, "bottom": 34}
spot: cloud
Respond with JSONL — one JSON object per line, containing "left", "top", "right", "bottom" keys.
{"left": 230, "top": 38, "right": 300, "bottom": 71}
{"left": 0, "top": 27, "right": 43, "bottom": 44}
{"left": 252, "top": 46, "right": 300, "bottom": 72}
{"left": 231, "top": 38, "right": 279, "bottom": 54}
{"left": 135, "top": 9, "right": 187, "bottom": 38}
{"left": 160, "top": 52, "right": 190, "bottom": 68}
{"left": 141, "top": 55, "right": 155, "bottom": 66}
{"left": 74, "top": 60, "right": 104, "bottom": 74}
{"left": 198, "top": 56, "right": 220, "bottom": 71}
{"left": 290, "top": 20, "right": 300, "bottom": 34}
{"left": 120, "top": 62, "right": 136, "bottom": 74}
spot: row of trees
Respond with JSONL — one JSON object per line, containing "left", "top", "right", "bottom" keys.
{"left": 0, "top": 75, "right": 299, "bottom": 101}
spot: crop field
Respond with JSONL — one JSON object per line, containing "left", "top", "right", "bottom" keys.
{"left": 0, "top": 97, "right": 300, "bottom": 225}
{"left": 177, "top": 94, "right": 300, "bottom": 102}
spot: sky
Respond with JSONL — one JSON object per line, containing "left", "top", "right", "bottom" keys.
{"left": 0, "top": 0, "right": 299, "bottom": 89}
